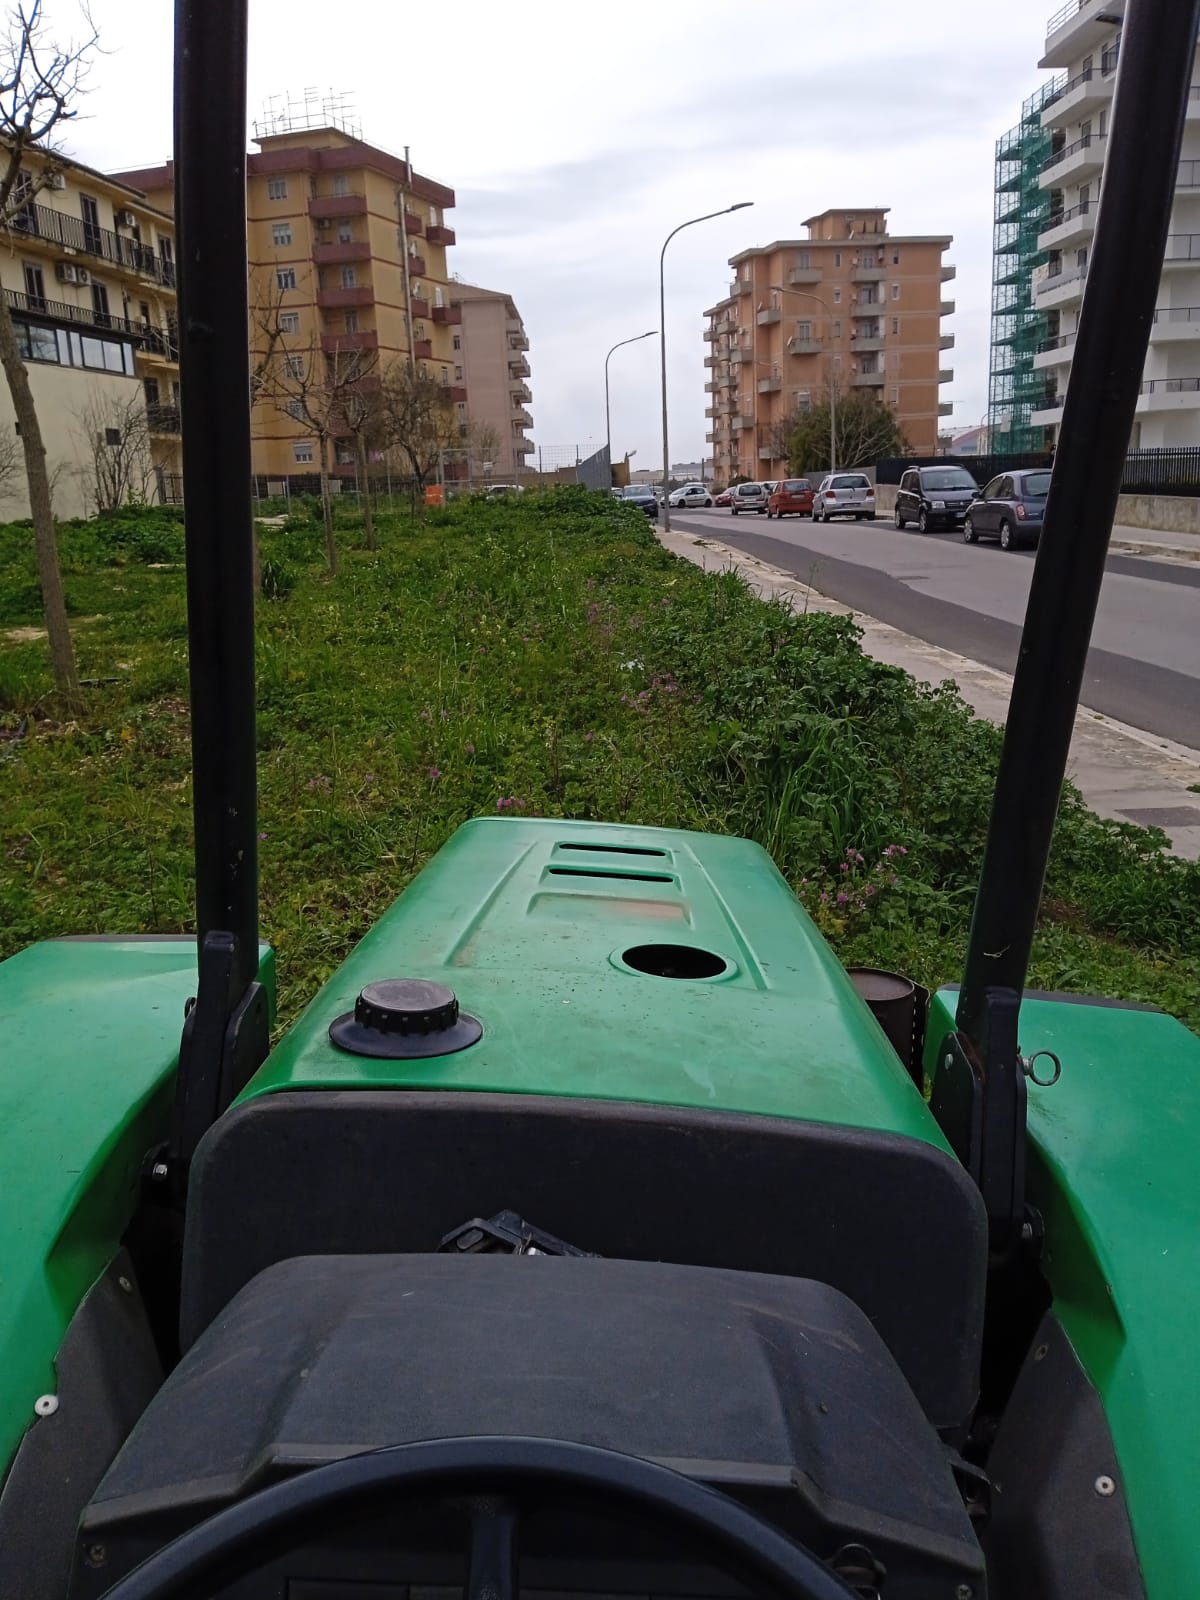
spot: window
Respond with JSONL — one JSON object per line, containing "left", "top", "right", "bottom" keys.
{"left": 286, "top": 355, "right": 305, "bottom": 378}
{"left": 80, "top": 195, "right": 100, "bottom": 249}
{"left": 104, "top": 427, "right": 121, "bottom": 447}
{"left": 430, "top": 205, "right": 441, "bottom": 227}
{"left": 22, "top": 262, "right": 45, "bottom": 308}
{"left": 144, "top": 377, "right": 160, "bottom": 405}
{"left": 272, "top": 222, "right": 292, "bottom": 246}
{"left": 832, "top": 320, "right": 841, "bottom": 338}
{"left": 892, "top": 252, "right": 900, "bottom": 265}
{"left": 888, "top": 351, "right": 900, "bottom": 369}
{"left": 309, "top": 176, "right": 319, "bottom": 198}
{"left": 17, "top": 322, "right": 60, "bottom": 363}
{"left": 891, "top": 316, "right": 900, "bottom": 335}
{"left": 434, "top": 286, "right": 444, "bottom": 308}
{"left": 277, "top": 268, "right": 296, "bottom": 291}
{"left": 454, "top": 364, "right": 463, "bottom": 381}
{"left": 92, "top": 281, "right": 111, "bottom": 326}
{"left": 285, "top": 399, "right": 305, "bottom": 421}
{"left": 333, "top": 173, "right": 349, "bottom": 197}
{"left": 280, "top": 311, "right": 300, "bottom": 333}
{"left": 890, "top": 386, "right": 900, "bottom": 405}
{"left": 833, "top": 355, "right": 842, "bottom": 370}
{"left": 452, "top": 333, "right": 461, "bottom": 351}
{"left": 340, "top": 266, "right": 357, "bottom": 288}
{"left": 337, "top": 223, "right": 352, "bottom": 243}
{"left": 267, "top": 177, "right": 288, "bottom": 200}
{"left": 891, "top": 283, "right": 900, "bottom": 300}
{"left": 1099, "top": 107, "right": 1108, "bottom": 135}
{"left": 293, "top": 440, "right": 314, "bottom": 463}
{"left": 796, "top": 250, "right": 810, "bottom": 270}
{"left": 833, "top": 287, "right": 841, "bottom": 303}
{"left": 796, "top": 320, "right": 811, "bottom": 340}
{"left": 834, "top": 251, "right": 842, "bottom": 267}
{"left": 344, "top": 310, "right": 358, "bottom": 332}
{"left": 441, "top": 366, "right": 449, "bottom": 384}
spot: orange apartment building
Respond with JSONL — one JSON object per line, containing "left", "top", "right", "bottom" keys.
{"left": 114, "top": 125, "right": 464, "bottom": 482}
{"left": 705, "top": 209, "right": 955, "bottom": 483}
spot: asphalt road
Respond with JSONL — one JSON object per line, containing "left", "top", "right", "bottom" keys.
{"left": 666, "top": 506, "right": 1200, "bottom": 750}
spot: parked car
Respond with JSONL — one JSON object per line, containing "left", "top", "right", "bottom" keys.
{"left": 963, "top": 469, "right": 1050, "bottom": 550}
{"left": 893, "top": 465, "right": 978, "bottom": 532}
{"left": 730, "top": 482, "right": 768, "bottom": 514}
{"left": 619, "top": 485, "right": 659, "bottom": 520}
{"left": 714, "top": 489, "right": 732, "bottom": 507}
{"left": 669, "top": 482, "right": 715, "bottom": 508}
{"left": 766, "top": 478, "right": 815, "bottom": 519}
{"left": 813, "top": 473, "right": 875, "bottom": 522}
{"left": 485, "top": 483, "right": 525, "bottom": 497}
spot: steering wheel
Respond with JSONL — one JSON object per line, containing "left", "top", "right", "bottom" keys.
{"left": 99, "top": 1435, "right": 860, "bottom": 1600}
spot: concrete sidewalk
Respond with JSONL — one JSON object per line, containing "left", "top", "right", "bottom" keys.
{"left": 1110, "top": 523, "right": 1200, "bottom": 562}
{"left": 660, "top": 528, "right": 1200, "bottom": 861}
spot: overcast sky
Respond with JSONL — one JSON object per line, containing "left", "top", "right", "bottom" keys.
{"left": 69, "top": 0, "right": 1058, "bottom": 470}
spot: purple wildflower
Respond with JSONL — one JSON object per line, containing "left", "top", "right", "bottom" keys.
{"left": 429, "top": 766, "right": 441, "bottom": 783}
{"left": 465, "top": 743, "right": 476, "bottom": 755}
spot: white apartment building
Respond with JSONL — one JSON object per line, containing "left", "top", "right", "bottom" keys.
{"left": 1031, "top": 0, "right": 1200, "bottom": 445}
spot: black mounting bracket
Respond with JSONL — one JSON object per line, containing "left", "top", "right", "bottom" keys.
{"left": 930, "top": 986, "right": 1027, "bottom": 1257}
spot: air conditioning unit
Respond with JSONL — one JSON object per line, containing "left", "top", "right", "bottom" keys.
{"left": 76, "top": 267, "right": 89, "bottom": 285}
{"left": 317, "top": 217, "right": 332, "bottom": 228}
{"left": 118, "top": 210, "right": 137, "bottom": 228}
{"left": 55, "top": 262, "right": 79, "bottom": 284}
{"left": 47, "top": 171, "right": 66, "bottom": 190}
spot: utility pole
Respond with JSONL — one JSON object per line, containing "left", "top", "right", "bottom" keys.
{"left": 399, "top": 145, "right": 416, "bottom": 377}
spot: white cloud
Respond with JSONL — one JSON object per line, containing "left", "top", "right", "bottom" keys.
{"left": 67, "top": 0, "right": 1059, "bottom": 466}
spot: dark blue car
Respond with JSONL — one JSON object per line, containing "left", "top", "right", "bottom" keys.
{"left": 963, "top": 468, "right": 1051, "bottom": 551}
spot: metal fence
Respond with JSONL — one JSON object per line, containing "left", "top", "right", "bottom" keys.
{"left": 878, "top": 448, "right": 1200, "bottom": 498}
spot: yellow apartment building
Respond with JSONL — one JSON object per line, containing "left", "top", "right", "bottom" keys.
{"left": 116, "top": 125, "right": 463, "bottom": 484}
{"left": 0, "top": 147, "right": 180, "bottom": 517}
{"left": 705, "top": 209, "right": 954, "bottom": 483}
{"left": 453, "top": 283, "right": 533, "bottom": 479}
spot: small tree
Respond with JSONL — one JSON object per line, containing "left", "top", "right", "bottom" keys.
{"left": 376, "top": 361, "right": 460, "bottom": 506}
{"left": 0, "top": 1, "right": 99, "bottom": 710}
{"left": 74, "top": 388, "right": 153, "bottom": 512}
{"left": 329, "top": 361, "right": 383, "bottom": 551}
{"left": 466, "top": 417, "right": 502, "bottom": 482}
{"left": 788, "top": 390, "right": 909, "bottom": 475}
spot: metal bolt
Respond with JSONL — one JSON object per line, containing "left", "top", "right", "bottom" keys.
{"left": 151, "top": 1161, "right": 169, "bottom": 1181}
{"left": 956, "top": 1585, "right": 974, "bottom": 1600}
{"left": 118, "top": 1275, "right": 132, "bottom": 1293}
{"left": 85, "top": 1542, "right": 107, "bottom": 1568}
{"left": 1033, "top": 1343, "right": 1049, "bottom": 1362}
{"left": 1095, "top": 1474, "right": 1116, "bottom": 1497}
{"left": 1021, "top": 1221, "right": 1034, "bottom": 1241}
{"left": 34, "top": 1394, "right": 58, "bottom": 1417}
{"left": 944, "top": 1054, "right": 953, "bottom": 1071}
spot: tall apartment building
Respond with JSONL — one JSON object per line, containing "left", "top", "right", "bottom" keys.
{"left": 0, "top": 150, "right": 179, "bottom": 517}
{"left": 705, "top": 209, "right": 953, "bottom": 484}
{"left": 1029, "top": 0, "right": 1200, "bottom": 446}
{"left": 987, "top": 82, "right": 1057, "bottom": 453}
{"left": 115, "top": 121, "right": 463, "bottom": 482}
{"left": 452, "top": 284, "right": 533, "bottom": 478}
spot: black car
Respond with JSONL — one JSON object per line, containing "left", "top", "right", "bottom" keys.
{"left": 963, "top": 468, "right": 1050, "bottom": 550}
{"left": 620, "top": 485, "right": 659, "bottom": 520}
{"left": 893, "top": 465, "right": 979, "bottom": 532}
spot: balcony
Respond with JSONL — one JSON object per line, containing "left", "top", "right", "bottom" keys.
{"left": 756, "top": 306, "right": 781, "bottom": 326}
{"left": 1040, "top": 63, "right": 1115, "bottom": 127}
{"left": 317, "top": 285, "right": 374, "bottom": 309}
{"left": 730, "top": 414, "right": 755, "bottom": 430}
{"left": 440, "top": 384, "right": 469, "bottom": 403}
{"left": 703, "top": 353, "right": 719, "bottom": 367}
{"left": 851, "top": 265, "right": 886, "bottom": 282}
{"left": 786, "top": 336, "right": 822, "bottom": 355}
{"left": 425, "top": 223, "right": 456, "bottom": 246}
{"left": 403, "top": 254, "right": 427, "bottom": 277}
{"left": 758, "top": 446, "right": 776, "bottom": 462}
{"left": 704, "top": 380, "right": 718, "bottom": 393}
{"left": 1040, "top": 0, "right": 1126, "bottom": 70}
{"left": 509, "top": 354, "right": 531, "bottom": 378}
{"left": 432, "top": 304, "right": 462, "bottom": 325}
{"left": 1137, "top": 376, "right": 1200, "bottom": 413}
{"left": 514, "top": 437, "right": 535, "bottom": 454}
{"left": 1031, "top": 396, "right": 1065, "bottom": 426}
{"left": 940, "top": 333, "right": 955, "bottom": 350}
{"left": 939, "top": 368, "right": 954, "bottom": 383}
{"left": 704, "top": 405, "right": 717, "bottom": 418}
{"left": 413, "top": 339, "right": 433, "bottom": 359}
{"left": 940, "top": 299, "right": 956, "bottom": 316}
{"left": 320, "top": 329, "right": 379, "bottom": 354}
{"left": 788, "top": 266, "right": 822, "bottom": 285}
{"left": 703, "top": 328, "right": 717, "bottom": 342}
{"left": 1038, "top": 133, "right": 1107, "bottom": 189}
{"left": 705, "top": 430, "right": 717, "bottom": 443}
{"left": 730, "top": 277, "right": 751, "bottom": 296}
{"left": 513, "top": 407, "right": 533, "bottom": 428}
{"left": 1033, "top": 332, "right": 1077, "bottom": 368}
{"left": 3, "top": 285, "right": 177, "bottom": 354}
{"left": 308, "top": 193, "right": 367, "bottom": 220}
{"left": 5, "top": 199, "right": 176, "bottom": 286}
{"left": 145, "top": 403, "right": 181, "bottom": 435}
{"left": 508, "top": 328, "right": 529, "bottom": 350}
{"left": 1162, "top": 233, "right": 1200, "bottom": 269}
{"left": 1038, "top": 199, "right": 1096, "bottom": 252}
{"left": 1151, "top": 306, "right": 1200, "bottom": 342}
{"left": 941, "top": 263, "right": 956, "bottom": 282}
{"left": 730, "top": 346, "right": 754, "bottom": 363}
{"left": 410, "top": 296, "right": 430, "bottom": 318}
{"left": 938, "top": 401, "right": 955, "bottom": 416}
{"left": 312, "top": 240, "right": 371, "bottom": 265}
{"left": 714, "top": 314, "right": 737, "bottom": 335}
{"left": 1034, "top": 263, "right": 1087, "bottom": 307}
{"left": 510, "top": 381, "right": 532, "bottom": 404}
{"left": 851, "top": 370, "right": 885, "bottom": 387}
{"left": 853, "top": 334, "right": 884, "bottom": 352}
{"left": 756, "top": 375, "right": 781, "bottom": 393}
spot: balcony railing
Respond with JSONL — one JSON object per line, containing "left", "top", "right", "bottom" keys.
{"left": 440, "top": 384, "right": 468, "bottom": 403}
{"left": 1042, "top": 64, "right": 1099, "bottom": 108}
{"left": 1037, "top": 332, "right": 1078, "bottom": 353}
{"left": 432, "top": 304, "right": 462, "bottom": 325}
{"left": 1036, "top": 263, "right": 1087, "bottom": 295}
{"left": 1140, "top": 377, "right": 1200, "bottom": 394}
{"left": 4, "top": 200, "right": 176, "bottom": 286}
{"left": 413, "top": 339, "right": 433, "bottom": 359}
{"left": 1153, "top": 306, "right": 1200, "bottom": 326}
{"left": 1164, "top": 233, "right": 1200, "bottom": 263}
{"left": 1041, "top": 132, "right": 1106, "bottom": 175}
{"left": 317, "top": 285, "right": 374, "bottom": 309}
{"left": 3, "top": 285, "right": 178, "bottom": 355}
{"left": 403, "top": 211, "right": 424, "bottom": 236}
{"left": 410, "top": 296, "right": 430, "bottom": 318}
{"left": 425, "top": 224, "right": 455, "bottom": 246}
{"left": 308, "top": 194, "right": 367, "bottom": 220}
{"left": 312, "top": 241, "right": 371, "bottom": 265}
{"left": 1042, "top": 199, "right": 1092, "bottom": 232}
{"left": 146, "top": 403, "right": 181, "bottom": 434}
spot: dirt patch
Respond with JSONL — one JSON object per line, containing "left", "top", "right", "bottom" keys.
{"left": 3, "top": 625, "right": 46, "bottom": 643}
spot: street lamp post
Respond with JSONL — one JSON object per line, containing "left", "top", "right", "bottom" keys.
{"left": 605, "top": 330, "right": 657, "bottom": 486}
{"left": 660, "top": 202, "right": 753, "bottom": 533}
{"left": 768, "top": 284, "right": 838, "bottom": 475}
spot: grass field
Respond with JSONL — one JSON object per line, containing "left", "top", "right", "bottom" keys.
{"left": 2, "top": 490, "right": 1197, "bottom": 1032}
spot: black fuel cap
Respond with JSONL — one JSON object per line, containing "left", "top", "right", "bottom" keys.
{"left": 329, "top": 978, "right": 483, "bottom": 1059}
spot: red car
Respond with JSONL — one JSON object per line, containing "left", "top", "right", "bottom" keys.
{"left": 714, "top": 489, "right": 732, "bottom": 507}
{"left": 765, "top": 478, "right": 814, "bottom": 519}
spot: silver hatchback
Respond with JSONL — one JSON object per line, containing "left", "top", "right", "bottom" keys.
{"left": 814, "top": 473, "right": 876, "bottom": 522}
{"left": 730, "top": 482, "right": 768, "bottom": 515}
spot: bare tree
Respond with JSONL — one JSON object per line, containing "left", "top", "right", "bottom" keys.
{"left": 466, "top": 417, "right": 502, "bottom": 481}
{"left": 73, "top": 387, "right": 153, "bottom": 512}
{"left": 376, "top": 361, "right": 459, "bottom": 505}
{"left": 0, "top": 1, "right": 98, "bottom": 709}
{"left": 0, "top": 426, "right": 24, "bottom": 500}
{"left": 329, "top": 359, "right": 383, "bottom": 550}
